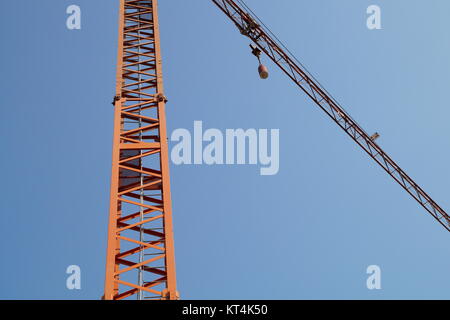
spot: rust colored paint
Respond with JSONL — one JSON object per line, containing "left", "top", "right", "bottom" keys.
{"left": 104, "top": 0, "right": 178, "bottom": 300}
{"left": 258, "top": 64, "right": 269, "bottom": 79}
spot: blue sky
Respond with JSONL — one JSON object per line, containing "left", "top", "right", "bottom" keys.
{"left": 1, "top": 0, "right": 450, "bottom": 299}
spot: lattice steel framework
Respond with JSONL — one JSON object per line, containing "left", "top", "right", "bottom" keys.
{"left": 104, "top": 0, "right": 178, "bottom": 300}
{"left": 212, "top": 0, "right": 450, "bottom": 232}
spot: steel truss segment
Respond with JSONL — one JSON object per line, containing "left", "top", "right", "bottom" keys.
{"left": 104, "top": 0, "right": 178, "bottom": 300}
{"left": 212, "top": 0, "right": 450, "bottom": 231}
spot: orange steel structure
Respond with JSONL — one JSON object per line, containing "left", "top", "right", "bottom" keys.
{"left": 103, "top": 0, "right": 450, "bottom": 301}
{"left": 104, "top": 0, "right": 177, "bottom": 300}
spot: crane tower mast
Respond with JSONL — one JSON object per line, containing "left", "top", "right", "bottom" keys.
{"left": 104, "top": 0, "right": 177, "bottom": 300}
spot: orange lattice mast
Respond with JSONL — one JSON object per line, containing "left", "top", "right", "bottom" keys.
{"left": 104, "top": 0, "right": 178, "bottom": 300}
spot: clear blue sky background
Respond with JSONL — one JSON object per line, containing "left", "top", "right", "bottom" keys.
{"left": 1, "top": 0, "right": 450, "bottom": 299}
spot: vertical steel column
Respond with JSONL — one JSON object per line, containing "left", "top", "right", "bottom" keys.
{"left": 104, "top": 0, "right": 178, "bottom": 300}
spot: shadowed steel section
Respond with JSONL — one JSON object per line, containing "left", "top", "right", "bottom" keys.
{"left": 212, "top": 0, "right": 450, "bottom": 232}
{"left": 104, "top": 0, "right": 178, "bottom": 300}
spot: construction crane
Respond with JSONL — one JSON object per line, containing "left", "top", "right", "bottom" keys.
{"left": 211, "top": 0, "right": 450, "bottom": 231}
{"left": 104, "top": 0, "right": 177, "bottom": 300}
{"left": 104, "top": 0, "right": 450, "bottom": 300}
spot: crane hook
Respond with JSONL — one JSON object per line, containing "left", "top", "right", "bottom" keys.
{"left": 250, "top": 44, "right": 269, "bottom": 79}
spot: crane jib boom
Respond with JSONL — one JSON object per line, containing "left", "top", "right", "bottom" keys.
{"left": 211, "top": 0, "right": 450, "bottom": 232}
